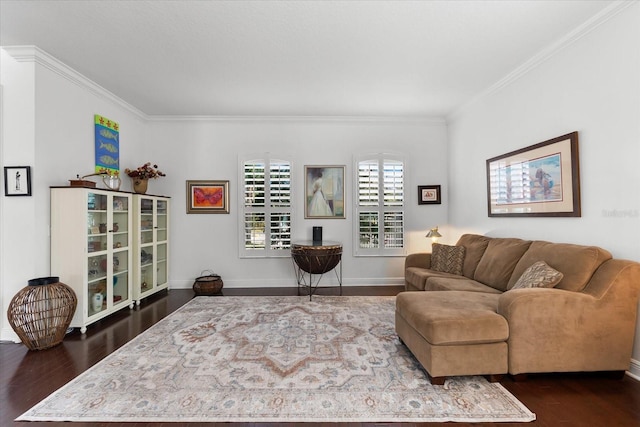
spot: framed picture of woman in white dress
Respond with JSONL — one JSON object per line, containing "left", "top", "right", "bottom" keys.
{"left": 304, "top": 165, "right": 345, "bottom": 219}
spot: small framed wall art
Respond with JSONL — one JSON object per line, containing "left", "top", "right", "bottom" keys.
{"left": 418, "top": 185, "right": 441, "bottom": 205}
{"left": 186, "top": 180, "right": 229, "bottom": 214}
{"left": 4, "top": 166, "right": 32, "bottom": 197}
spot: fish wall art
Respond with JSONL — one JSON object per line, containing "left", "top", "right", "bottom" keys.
{"left": 94, "top": 114, "right": 120, "bottom": 174}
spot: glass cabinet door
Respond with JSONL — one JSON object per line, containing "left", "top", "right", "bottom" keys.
{"left": 156, "top": 199, "right": 168, "bottom": 287}
{"left": 133, "top": 194, "right": 169, "bottom": 304}
{"left": 138, "top": 196, "right": 154, "bottom": 294}
{"left": 112, "top": 194, "right": 130, "bottom": 306}
{"left": 86, "top": 191, "right": 131, "bottom": 317}
{"left": 87, "top": 192, "right": 108, "bottom": 316}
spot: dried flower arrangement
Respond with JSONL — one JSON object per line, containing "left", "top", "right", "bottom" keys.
{"left": 124, "top": 163, "right": 166, "bottom": 179}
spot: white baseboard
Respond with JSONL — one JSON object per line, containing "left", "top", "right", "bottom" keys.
{"left": 627, "top": 358, "right": 640, "bottom": 381}
{"left": 1, "top": 327, "right": 20, "bottom": 343}
{"left": 169, "top": 277, "right": 404, "bottom": 289}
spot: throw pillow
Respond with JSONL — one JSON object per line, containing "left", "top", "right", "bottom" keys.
{"left": 431, "top": 243, "right": 466, "bottom": 276}
{"left": 511, "top": 261, "right": 563, "bottom": 289}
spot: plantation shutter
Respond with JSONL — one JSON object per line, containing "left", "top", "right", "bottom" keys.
{"left": 355, "top": 155, "right": 405, "bottom": 256}
{"left": 240, "top": 156, "right": 292, "bottom": 257}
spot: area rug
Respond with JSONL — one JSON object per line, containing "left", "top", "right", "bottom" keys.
{"left": 18, "top": 296, "right": 535, "bottom": 423}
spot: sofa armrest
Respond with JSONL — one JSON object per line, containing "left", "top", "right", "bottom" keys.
{"left": 498, "top": 285, "right": 637, "bottom": 374}
{"left": 405, "top": 252, "right": 431, "bottom": 270}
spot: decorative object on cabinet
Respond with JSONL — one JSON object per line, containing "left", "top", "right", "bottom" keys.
{"left": 304, "top": 165, "right": 345, "bottom": 219}
{"left": 50, "top": 188, "right": 134, "bottom": 333}
{"left": 486, "top": 131, "right": 580, "bottom": 217}
{"left": 186, "top": 180, "right": 229, "bottom": 214}
{"left": 132, "top": 194, "right": 170, "bottom": 304}
{"left": 101, "top": 171, "right": 121, "bottom": 191}
{"left": 70, "top": 168, "right": 119, "bottom": 189}
{"left": 125, "top": 162, "right": 165, "bottom": 194}
{"left": 192, "top": 270, "right": 224, "bottom": 296}
{"left": 94, "top": 114, "right": 120, "bottom": 175}
{"left": 418, "top": 185, "right": 441, "bottom": 205}
{"left": 7, "top": 276, "right": 77, "bottom": 350}
{"left": 132, "top": 178, "right": 148, "bottom": 194}
{"left": 4, "top": 166, "right": 32, "bottom": 196}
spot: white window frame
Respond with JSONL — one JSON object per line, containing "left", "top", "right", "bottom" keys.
{"left": 353, "top": 153, "right": 406, "bottom": 257}
{"left": 238, "top": 153, "right": 293, "bottom": 258}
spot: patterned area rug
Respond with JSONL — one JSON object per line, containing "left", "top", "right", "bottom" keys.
{"left": 18, "top": 296, "right": 535, "bottom": 423}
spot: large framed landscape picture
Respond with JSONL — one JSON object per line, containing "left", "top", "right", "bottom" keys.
{"left": 486, "top": 132, "right": 580, "bottom": 217}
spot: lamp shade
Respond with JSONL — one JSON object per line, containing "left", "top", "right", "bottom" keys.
{"left": 425, "top": 227, "right": 442, "bottom": 239}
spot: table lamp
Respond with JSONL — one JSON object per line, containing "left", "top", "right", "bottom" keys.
{"left": 426, "top": 226, "right": 442, "bottom": 245}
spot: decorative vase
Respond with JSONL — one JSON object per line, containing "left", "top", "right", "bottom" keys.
{"left": 91, "top": 293, "right": 104, "bottom": 312}
{"left": 132, "top": 178, "right": 148, "bottom": 194}
{"left": 102, "top": 175, "right": 121, "bottom": 191}
{"left": 7, "top": 277, "right": 77, "bottom": 350}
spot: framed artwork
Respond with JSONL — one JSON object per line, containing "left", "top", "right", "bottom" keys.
{"left": 186, "top": 180, "right": 229, "bottom": 214}
{"left": 4, "top": 166, "right": 32, "bottom": 196}
{"left": 418, "top": 185, "right": 441, "bottom": 205}
{"left": 304, "top": 165, "right": 345, "bottom": 219}
{"left": 94, "top": 114, "right": 119, "bottom": 175}
{"left": 486, "top": 131, "right": 580, "bottom": 217}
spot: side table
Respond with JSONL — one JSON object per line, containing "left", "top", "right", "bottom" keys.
{"left": 291, "top": 241, "right": 342, "bottom": 300}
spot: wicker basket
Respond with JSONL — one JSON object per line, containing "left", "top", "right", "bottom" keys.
{"left": 193, "top": 270, "right": 224, "bottom": 296}
{"left": 7, "top": 277, "right": 77, "bottom": 350}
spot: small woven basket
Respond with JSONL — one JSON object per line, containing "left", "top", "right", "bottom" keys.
{"left": 7, "top": 277, "right": 77, "bottom": 350}
{"left": 193, "top": 270, "right": 224, "bottom": 296}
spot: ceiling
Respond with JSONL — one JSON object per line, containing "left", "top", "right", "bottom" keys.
{"left": 0, "top": 1, "right": 615, "bottom": 118}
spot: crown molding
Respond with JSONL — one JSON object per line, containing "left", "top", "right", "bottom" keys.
{"left": 146, "top": 114, "right": 446, "bottom": 124}
{"left": 2, "top": 45, "right": 148, "bottom": 120}
{"left": 447, "top": 1, "right": 636, "bottom": 123}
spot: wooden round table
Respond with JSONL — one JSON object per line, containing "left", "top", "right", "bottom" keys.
{"left": 291, "top": 241, "right": 342, "bottom": 300}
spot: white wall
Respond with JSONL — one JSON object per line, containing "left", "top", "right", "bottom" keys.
{"left": 0, "top": 50, "right": 37, "bottom": 342}
{"left": 145, "top": 118, "right": 448, "bottom": 288}
{"left": 447, "top": 4, "right": 640, "bottom": 374}
{"left": 0, "top": 47, "right": 147, "bottom": 341}
{"left": 0, "top": 47, "right": 449, "bottom": 341}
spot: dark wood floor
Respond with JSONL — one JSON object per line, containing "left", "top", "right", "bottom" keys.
{"left": 2, "top": 286, "right": 640, "bottom": 427}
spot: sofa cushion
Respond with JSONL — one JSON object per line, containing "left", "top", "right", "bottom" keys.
{"left": 511, "top": 261, "right": 563, "bottom": 289}
{"left": 396, "top": 291, "right": 507, "bottom": 345}
{"left": 431, "top": 243, "right": 465, "bottom": 275}
{"left": 473, "top": 238, "right": 532, "bottom": 291}
{"left": 425, "top": 277, "right": 503, "bottom": 294}
{"left": 507, "top": 240, "right": 612, "bottom": 292}
{"left": 455, "top": 234, "right": 491, "bottom": 279}
{"left": 405, "top": 267, "right": 465, "bottom": 291}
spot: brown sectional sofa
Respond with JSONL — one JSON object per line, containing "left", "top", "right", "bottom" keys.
{"left": 395, "top": 234, "right": 640, "bottom": 384}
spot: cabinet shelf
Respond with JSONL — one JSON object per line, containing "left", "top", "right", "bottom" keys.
{"left": 88, "top": 275, "right": 107, "bottom": 284}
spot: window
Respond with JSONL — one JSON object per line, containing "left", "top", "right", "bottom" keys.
{"left": 354, "top": 154, "right": 405, "bottom": 256}
{"left": 239, "top": 155, "right": 292, "bottom": 257}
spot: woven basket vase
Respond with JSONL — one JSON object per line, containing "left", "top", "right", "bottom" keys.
{"left": 7, "top": 277, "right": 77, "bottom": 351}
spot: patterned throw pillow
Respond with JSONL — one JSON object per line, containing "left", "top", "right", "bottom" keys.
{"left": 511, "top": 261, "right": 564, "bottom": 289}
{"left": 430, "top": 243, "right": 466, "bottom": 276}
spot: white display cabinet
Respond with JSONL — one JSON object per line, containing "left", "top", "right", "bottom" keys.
{"left": 132, "top": 195, "right": 170, "bottom": 304}
{"left": 50, "top": 188, "right": 134, "bottom": 333}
